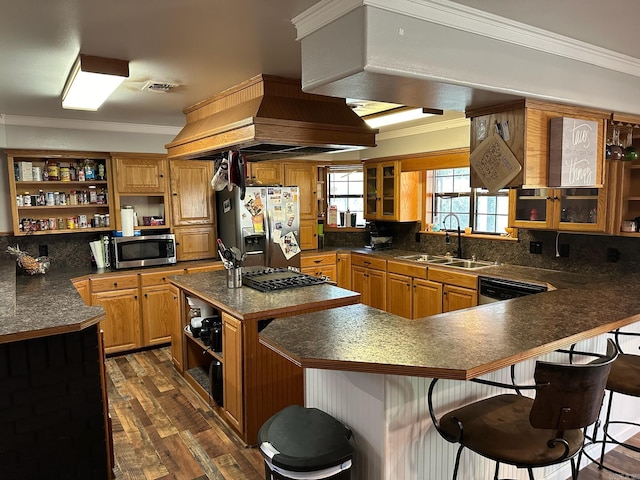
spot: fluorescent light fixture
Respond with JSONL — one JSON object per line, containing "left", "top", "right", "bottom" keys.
{"left": 364, "top": 107, "right": 443, "bottom": 128}
{"left": 61, "top": 54, "right": 129, "bottom": 111}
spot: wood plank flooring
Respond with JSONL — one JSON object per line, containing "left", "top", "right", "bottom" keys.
{"left": 106, "top": 347, "right": 265, "bottom": 480}
{"left": 574, "top": 433, "right": 640, "bottom": 480}
{"left": 106, "top": 347, "right": 639, "bottom": 480}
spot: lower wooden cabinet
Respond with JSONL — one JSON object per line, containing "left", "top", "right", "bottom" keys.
{"left": 443, "top": 284, "right": 477, "bottom": 312}
{"left": 351, "top": 254, "right": 387, "bottom": 310}
{"left": 92, "top": 287, "right": 141, "bottom": 354}
{"left": 413, "top": 279, "right": 443, "bottom": 317}
{"left": 222, "top": 313, "right": 243, "bottom": 432}
{"left": 336, "top": 252, "right": 351, "bottom": 289}
{"left": 301, "top": 252, "right": 337, "bottom": 281}
{"left": 141, "top": 283, "right": 174, "bottom": 346}
{"left": 386, "top": 260, "right": 443, "bottom": 319}
{"left": 169, "top": 284, "right": 183, "bottom": 371}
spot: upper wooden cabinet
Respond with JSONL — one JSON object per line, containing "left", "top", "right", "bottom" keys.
{"left": 364, "top": 159, "right": 419, "bottom": 222}
{"left": 248, "top": 162, "right": 282, "bottom": 185}
{"left": 6, "top": 149, "right": 112, "bottom": 236}
{"left": 283, "top": 162, "right": 318, "bottom": 219}
{"left": 112, "top": 153, "right": 167, "bottom": 193}
{"left": 466, "top": 99, "right": 609, "bottom": 189}
{"left": 169, "top": 160, "right": 215, "bottom": 226}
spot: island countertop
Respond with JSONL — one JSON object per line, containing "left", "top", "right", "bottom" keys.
{"left": 170, "top": 268, "right": 361, "bottom": 320}
{"left": 0, "top": 259, "right": 104, "bottom": 344}
{"left": 259, "top": 273, "right": 640, "bottom": 380}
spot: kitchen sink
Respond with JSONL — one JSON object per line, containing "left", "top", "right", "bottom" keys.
{"left": 398, "top": 254, "right": 495, "bottom": 270}
{"left": 445, "top": 259, "right": 495, "bottom": 270}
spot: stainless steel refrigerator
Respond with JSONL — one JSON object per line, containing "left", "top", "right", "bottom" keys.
{"left": 216, "top": 186, "right": 301, "bottom": 268}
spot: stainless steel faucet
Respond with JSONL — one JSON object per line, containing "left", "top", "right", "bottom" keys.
{"left": 442, "top": 213, "right": 462, "bottom": 259}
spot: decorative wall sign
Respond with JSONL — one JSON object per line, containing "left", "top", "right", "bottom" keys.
{"left": 549, "top": 117, "right": 598, "bottom": 187}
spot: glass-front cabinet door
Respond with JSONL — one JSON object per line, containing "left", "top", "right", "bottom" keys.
{"left": 510, "top": 187, "right": 607, "bottom": 232}
{"left": 380, "top": 162, "right": 396, "bottom": 219}
{"left": 364, "top": 164, "right": 379, "bottom": 218}
{"left": 509, "top": 188, "right": 555, "bottom": 229}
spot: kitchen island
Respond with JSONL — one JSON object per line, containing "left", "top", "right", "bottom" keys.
{"left": 0, "top": 258, "right": 111, "bottom": 479}
{"left": 259, "top": 273, "right": 640, "bottom": 480}
{"left": 169, "top": 268, "right": 361, "bottom": 446}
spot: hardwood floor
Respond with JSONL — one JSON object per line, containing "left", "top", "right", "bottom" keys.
{"left": 106, "top": 347, "right": 265, "bottom": 480}
{"left": 574, "top": 433, "right": 640, "bottom": 480}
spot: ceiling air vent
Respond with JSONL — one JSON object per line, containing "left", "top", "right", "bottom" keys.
{"left": 142, "top": 81, "right": 178, "bottom": 93}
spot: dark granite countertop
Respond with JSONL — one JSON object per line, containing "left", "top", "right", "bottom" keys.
{"left": 0, "top": 259, "right": 104, "bottom": 344}
{"left": 170, "top": 267, "right": 361, "bottom": 321}
{"left": 260, "top": 274, "right": 640, "bottom": 380}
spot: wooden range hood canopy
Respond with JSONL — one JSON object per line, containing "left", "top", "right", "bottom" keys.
{"left": 165, "top": 74, "right": 378, "bottom": 162}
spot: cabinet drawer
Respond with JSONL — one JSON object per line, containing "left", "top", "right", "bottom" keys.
{"left": 387, "top": 260, "right": 428, "bottom": 279}
{"left": 428, "top": 268, "right": 478, "bottom": 289}
{"left": 300, "top": 253, "right": 336, "bottom": 268}
{"left": 351, "top": 253, "right": 386, "bottom": 271}
{"left": 301, "top": 265, "right": 337, "bottom": 281}
{"left": 139, "top": 268, "right": 184, "bottom": 287}
{"left": 185, "top": 263, "right": 225, "bottom": 274}
{"left": 90, "top": 273, "right": 139, "bottom": 293}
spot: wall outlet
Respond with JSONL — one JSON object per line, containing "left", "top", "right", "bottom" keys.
{"left": 529, "top": 241, "right": 543, "bottom": 254}
{"left": 38, "top": 244, "right": 48, "bottom": 257}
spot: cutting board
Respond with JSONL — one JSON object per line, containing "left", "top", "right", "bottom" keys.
{"left": 469, "top": 132, "right": 522, "bottom": 193}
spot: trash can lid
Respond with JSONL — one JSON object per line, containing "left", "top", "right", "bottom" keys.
{"left": 258, "top": 405, "right": 353, "bottom": 472}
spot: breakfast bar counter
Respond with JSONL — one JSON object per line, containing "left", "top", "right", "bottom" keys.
{"left": 259, "top": 273, "right": 640, "bottom": 480}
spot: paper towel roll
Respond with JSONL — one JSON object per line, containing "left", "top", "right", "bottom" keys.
{"left": 121, "top": 207, "right": 135, "bottom": 237}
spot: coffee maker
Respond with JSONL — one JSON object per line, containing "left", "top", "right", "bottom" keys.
{"left": 365, "top": 222, "right": 393, "bottom": 249}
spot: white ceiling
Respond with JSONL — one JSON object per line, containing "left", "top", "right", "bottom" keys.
{"left": 0, "top": 0, "right": 638, "bottom": 129}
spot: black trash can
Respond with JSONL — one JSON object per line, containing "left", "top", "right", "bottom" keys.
{"left": 258, "top": 405, "right": 354, "bottom": 480}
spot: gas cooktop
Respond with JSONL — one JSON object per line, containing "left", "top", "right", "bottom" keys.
{"left": 242, "top": 268, "right": 326, "bottom": 292}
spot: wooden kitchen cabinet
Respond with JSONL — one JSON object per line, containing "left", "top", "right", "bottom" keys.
{"left": 387, "top": 260, "right": 441, "bottom": 319}
{"left": 284, "top": 161, "right": 318, "bottom": 250}
{"left": 351, "top": 254, "right": 386, "bottom": 310}
{"left": 509, "top": 186, "right": 609, "bottom": 232}
{"left": 6, "top": 149, "right": 112, "bottom": 236}
{"left": 364, "top": 159, "right": 419, "bottom": 222}
{"left": 140, "top": 284, "right": 174, "bottom": 347}
{"left": 428, "top": 267, "right": 478, "bottom": 313}
{"left": 112, "top": 153, "right": 167, "bottom": 193}
{"left": 336, "top": 252, "right": 352, "bottom": 289}
{"left": 248, "top": 161, "right": 282, "bottom": 185}
{"left": 222, "top": 313, "right": 243, "bottom": 433}
{"left": 173, "top": 226, "right": 217, "bottom": 261}
{"left": 91, "top": 272, "right": 141, "bottom": 355}
{"left": 443, "top": 284, "right": 477, "bottom": 312}
{"left": 168, "top": 284, "right": 183, "bottom": 372}
{"left": 301, "top": 252, "right": 337, "bottom": 281}
{"left": 110, "top": 153, "right": 171, "bottom": 232}
{"left": 467, "top": 99, "right": 609, "bottom": 189}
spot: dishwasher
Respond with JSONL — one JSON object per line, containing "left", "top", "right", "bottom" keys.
{"left": 478, "top": 276, "right": 547, "bottom": 304}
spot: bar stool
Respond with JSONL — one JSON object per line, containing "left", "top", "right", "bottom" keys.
{"left": 582, "top": 329, "right": 640, "bottom": 479}
{"left": 428, "top": 339, "right": 617, "bottom": 480}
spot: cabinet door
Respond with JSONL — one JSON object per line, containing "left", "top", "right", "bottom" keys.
{"left": 557, "top": 187, "right": 607, "bottom": 232}
{"left": 113, "top": 155, "right": 167, "bottom": 193}
{"left": 386, "top": 273, "right": 412, "bottom": 319}
{"left": 351, "top": 265, "right": 368, "bottom": 304}
{"left": 364, "top": 164, "right": 379, "bottom": 219}
{"left": 336, "top": 253, "right": 352, "bottom": 289}
{"left": 92, "top": 288, "right": 140, "bottom": 354}
{"left": 72, "top": 278, "right": 91, "bottom": 305}
{"left": 298, "top": 218, "right": 318, "bottom": 250}
{"left": 368, "top": 268, "right": 387, "bottom": 311}
{"left": 413, "top": 279, "right": 443, "bottom": 318}
{"left": 222, "top": 313, "right": 243, "bottom": 433}
{"left": 249, "top": 162, "right": 281, "bottom": 184}
{"left": 379, "top": 162, "right": 398, "bottom": 221}
{"left": 283, "top": 163, "right": 317, "bottom": 219}
{"left": 170, "top": 160, "right": 214, "bottom": 226}
{"left": 169, "top": 285, "right": 183, "bottom": 372}
{"left": 141, "top": 284, "right": 173, "bottom": 347}
{"left": 443, "top": 285, "right": 477, "bottom": 312}
{"left": 173, "top": 226, "right": 217, "bottom": 261}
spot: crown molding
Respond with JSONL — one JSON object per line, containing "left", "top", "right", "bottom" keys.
{"left": 0, "top": 114, "right": 181, "bottom": 136}
{"left": 375, "top": 116, "right": 469, "bottom": 141}
{"left": 293, "top": 0, "right": 640, "bottom": 78}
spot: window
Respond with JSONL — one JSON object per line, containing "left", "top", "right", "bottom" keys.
{"left": 430, "top": 167, "right": 509, "bottom": 234}
{"left": 326, "top": 166, "right": 364, "bottom": 227}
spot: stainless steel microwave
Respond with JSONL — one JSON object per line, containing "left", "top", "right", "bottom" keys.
{"left": 111, "top": 234, "right": 177, "bottom": 269}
